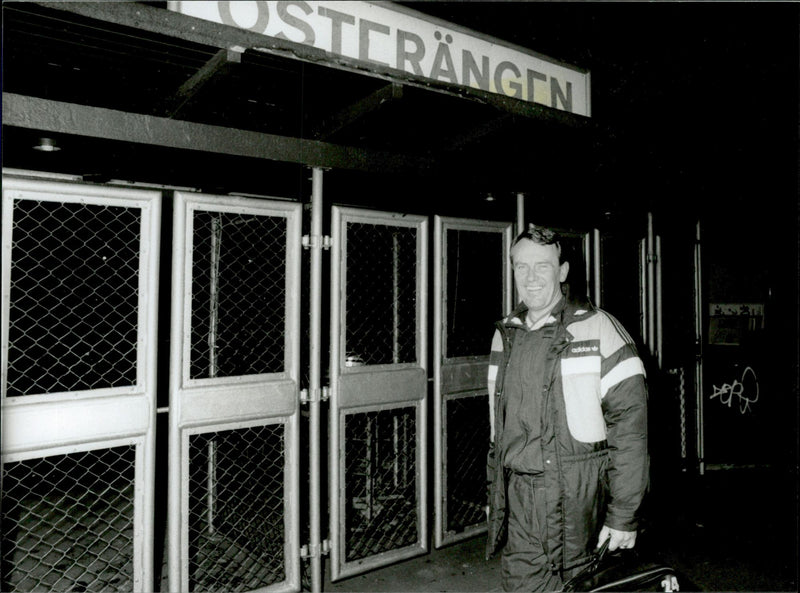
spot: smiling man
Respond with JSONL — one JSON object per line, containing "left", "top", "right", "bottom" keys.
{"left": 485, "top": 224, "right": 649, "bottom": 592}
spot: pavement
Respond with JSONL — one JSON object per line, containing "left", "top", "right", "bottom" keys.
{"left": 323, "top": 465, "right": 797, "bottom": 592}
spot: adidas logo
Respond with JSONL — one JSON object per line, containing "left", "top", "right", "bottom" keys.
{"left": 571, "top": 346, "right": 599, "bottom": 353}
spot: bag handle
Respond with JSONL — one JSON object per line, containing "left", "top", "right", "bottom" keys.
{"left": 561, "top": 538, "right": 611, "bottom": 591}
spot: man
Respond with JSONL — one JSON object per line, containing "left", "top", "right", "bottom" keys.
{"left": 486, "top": 224, "right": 648, "bottom": 591}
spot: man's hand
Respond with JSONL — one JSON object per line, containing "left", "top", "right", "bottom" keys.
{"left": 596, "top": 525, "right": 637, "bottom": 551}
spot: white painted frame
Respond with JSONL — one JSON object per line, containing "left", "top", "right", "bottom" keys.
{"left": 168, "top": 191, "right": 302, "bottom": 593}
{"left": 1, "top": 175, "right": 161, "bottom": 592}
{"left": 432, "top": 216, "right": 512, "bottom": 549}
{"left": 329, "top": 205, "right": 428, "bottom": 581}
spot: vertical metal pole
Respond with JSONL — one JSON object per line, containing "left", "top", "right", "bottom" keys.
{"left": 366, "top": 417, "right": 374, "bottom": 521}
{"left": 207, "top": 216, "right": 221, "bottom": 535}
{"left": 693, "top": 220, "right": 705, "bottom": 475}
{"left": 392, "top": 232, "right": 400, "bottom": 364}
{"left": 391, "top": 232, "right": 400, "bottom": 493}
{"left": 516, "top": 193, "right": 525, "bottom": 306}
{"left": 639, "top": 239, "right": 647, "bottom": 348}
{"left": 208, "top": 216, "right": 222, "bottom": 377}
{"left": 432, "top": 217, "right": 444, "bottom": 548}
{"left": 656, "top": 234, "right": 663, "bottom": 369}
{"left": 646, "top": 212, "right": 656, "bottom": 357}
{"left": 593, "top": 228, "right": 602, "bottom": 308}
{"left": 309, "top": 167, "right": 324, "bottom": 593}
{"left": 393, "top": 415, "right": 399, "bottom": 487}
{"left": 583, "top": 233, "right": 592, "bottom": 300}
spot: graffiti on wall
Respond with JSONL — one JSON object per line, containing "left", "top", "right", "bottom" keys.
{"left": 709, "top": 366, "right": 759, "bottom": 414}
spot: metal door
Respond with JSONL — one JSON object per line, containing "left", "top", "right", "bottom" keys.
{"left": 168, "top": 192, "right": 302, "bottom": 592}
{"left": 433, "top": 216, "right": 513, "bottom": 548}
{"left": 329, "top": 206, "right": 428, "bottom": 581}
{"left": 1, "top": 176, "right": 160, "bottom": 591}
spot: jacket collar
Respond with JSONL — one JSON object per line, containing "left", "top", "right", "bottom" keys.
{"left": 502, "top": 292, "right": 596, "bottom": 330}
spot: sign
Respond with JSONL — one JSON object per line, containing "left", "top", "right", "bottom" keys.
{"left": 167, "top": 1, "right": 591, "bottom": 117}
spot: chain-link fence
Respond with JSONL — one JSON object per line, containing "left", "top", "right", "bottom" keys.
{"left": 1, "top": 446, "right": 136, "bottom": 592}
{"left": 445, "top": 228, "right": 503, "bottom": 358}
{"left": 6, "top": 199, "right": 140, "bottom": 397}
{"left": 444, "top": 395, "right": 490, "bottom": 535}
{"left": 344, "top": 406, "right": 418, "bottom": 562}
{"left": 345, "top": 223, "right": 417, "bottom": 366}
{"left": 190, "top": 210, "right": 287, "bottom": 379}
{"left": 187, "top": 423, "right": 286, "bottom": 592}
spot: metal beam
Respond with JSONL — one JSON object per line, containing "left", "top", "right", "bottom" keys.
{"left": 437, "top": 113, "right": 513, "bottom": 152}
{"left": 3, "top": 93, "right": 431, "bottom": 174}
{"left": 31, "top": 1, "right": 590, "bottom": 129}
{"left": 163, "top": 48, "right": 243, "bottom": 119}
{"left": 313, "top": 83, "right": 403, "bottom": 141}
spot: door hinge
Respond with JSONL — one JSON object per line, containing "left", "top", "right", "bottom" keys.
{"left": 300, "top": 539, "right": 330, "bottom": 559}
{"left": 302, "top": 234, "right": 331, "bottom": 250}
{"left": 299, "top": 386, "right": 330, "bottom": 404}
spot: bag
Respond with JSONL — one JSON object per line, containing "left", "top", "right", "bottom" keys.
{"left": 561, "top": 538, "right": 695, "bottom": 592}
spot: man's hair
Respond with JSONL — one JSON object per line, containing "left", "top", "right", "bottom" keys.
{"left": 511, "top": 224, "right": 563, "bottom": 262}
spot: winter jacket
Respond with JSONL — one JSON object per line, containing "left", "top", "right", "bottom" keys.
{"left": 486, "top": 295, "right": 648, "bottom": 574}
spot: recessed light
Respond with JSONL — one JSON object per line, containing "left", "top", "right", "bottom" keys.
{"left": 33, "top": 137, "right": 61, "bottom": 152}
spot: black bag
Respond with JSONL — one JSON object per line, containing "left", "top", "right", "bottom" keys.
{"left": 561, "top": 538, "right": 695, "bottom": 592}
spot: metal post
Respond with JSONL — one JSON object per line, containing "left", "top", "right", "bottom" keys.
{"left": 207, "top": 215, "right": 222, "bottom": 535}
{"left": 516, "top": 193, "right": 525, "bottom": 307}
{"left": 366, "top": 416, "right": 374, "bottom": 521}
{"left": 593, "top": 228, "right": 602, "bottom": 308}
{"left": 646, "top": 212, "right": 656, "bottom": 357}
{"left": 693, "top": 220, "right": 705, "bottom": 475}
{"left": 656, "top": 234, "right": 663, "bottom": 369}
{"left": 639, "top": 239, "right": 647, "bottom": 348}
{"left": 392, "top": 232, "right": 400, "bottom": 364}
{"left": 309, "top": 167, "right": 324, "bottom": 593}
{"left": 432, "top": 217, "right": 444, "bottom": 548}
{"left": 583, "top": 233, "right": 592, "bottom": 300}
{"left": 393, "top": 415, "right": 400, "bottom": 487}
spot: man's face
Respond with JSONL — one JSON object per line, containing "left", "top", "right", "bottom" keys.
{"left": 511, "top": 239, "right": 569, "bottom": 314}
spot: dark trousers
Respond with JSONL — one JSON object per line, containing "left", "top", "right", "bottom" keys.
{"left": 502, "top": 472, "right": 576, "bottom": 592}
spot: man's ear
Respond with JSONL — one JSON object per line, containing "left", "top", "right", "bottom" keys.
{"left": 559, "top": 261, "right": 570, "bottom": 283}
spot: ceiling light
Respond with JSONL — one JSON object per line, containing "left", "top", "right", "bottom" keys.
{"left": 484, "top": 193, "right": 495, "bottom": 202}
{"left": 33, "top": 137, "right": 61, "bottom": 152}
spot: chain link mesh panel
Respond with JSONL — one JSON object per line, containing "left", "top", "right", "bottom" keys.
{"left": 6, "top": 199, "right": 140, "bottom": 397}
{"left": 345, "top": 223, "right": 417, "bottom": 366}
{"left": 444, "top": 395, "right": 490, "bottom": 535}
{"left": 445, "top": 229, "right": 503, "bottom": 358}
{"left": 1, "top": 446, "right": 136, "bottom": 592}
{"left": 344, "top": 406, "right": 417, "bottom": 562}
{"left": 188, "top": 424, "right": 285, "bottom": 592}
{"left": 190, "top": 211, "right": 286, "bottom": 379}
